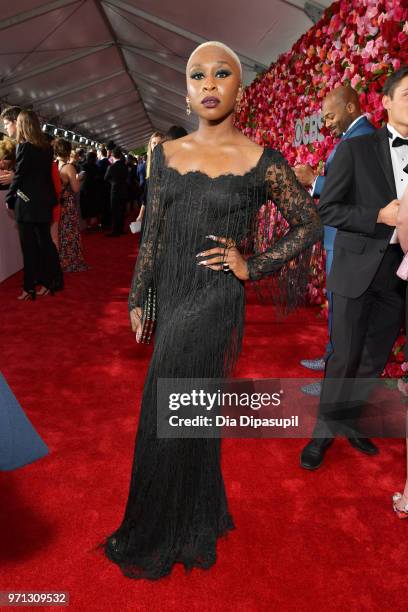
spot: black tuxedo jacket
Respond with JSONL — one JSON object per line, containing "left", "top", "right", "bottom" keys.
{"left": 318, "top": 126, "right": 399, "bottom": 298}
{"left": 6, "top": 142, "right": 56, "bottom": 223}
{"left": 104, "top": 159, "right": 128, "bottom": 200}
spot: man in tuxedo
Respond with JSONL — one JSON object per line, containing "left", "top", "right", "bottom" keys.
{"left": 294, "top": 87, "right": 375, "bottom": 396}
{"left": 104, "top": 147, "right": 128, "bottom": 237}
{"left": 97, "top": 146, "right": 111, "bottom": 229}
{"left": 300, "top": 65, "right": 408, "bottom": 470}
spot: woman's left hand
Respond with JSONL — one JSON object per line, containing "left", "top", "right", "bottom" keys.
{"left": 196, "top": 235, "right": 249, "bottom": 281}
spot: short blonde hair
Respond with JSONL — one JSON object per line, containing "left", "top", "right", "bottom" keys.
{"left": 0, "top": 137, "right": 16, "bottom": 164}
{"left": 187, "top": 41, "right": 242, "bottom": 80}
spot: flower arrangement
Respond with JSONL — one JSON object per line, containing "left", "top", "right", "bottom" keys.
{"left": 236, "top": 0, "right": 408, "bottom": 371}
{"left": 382, "top": 334, "right": 407, "bottom": 379}
{"left": 236, "top": 0, "right": 407, "bottom": 162}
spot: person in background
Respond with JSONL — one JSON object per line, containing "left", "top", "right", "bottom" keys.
{"left": 395, "top": 185, "right": 408, "bottom": 519}
{"left": 0, "top": 136, "right": 16, "bottom": 190}
{"left": 70, "top": 148, "right": 81, "bottom": 171}
{"left": 0, "top": 105, "right": 21, "bottom": 139}
{"left": 50, "top": 158, "right": 62, "bottom": 249}
{"left": 126, "top": 154, "right": 139, "bottom": 215}
{"left": 79, "top": 151, "right": 102, "bottom": 231}
{"left": 106, "top": 140, "right": 116, "bottom": 164}
{"left": 146, "top": 132, "right": 162, "bottom": 178}
{"left": 0, "top": 135, "right": 16, "bottom": 165}
{"left": 44, "top": 133, "right": 56, "bottom": 148}
{"left": 104, "top": 146, "right": 128, "bottom": 237}
{"left": 1, "top": 108, "right": 63, "bottom": 250}
{"left": 76, "top": 148, "right": 86, "bottom": 169}
{"left": 6, "top": 110, "right": 62, "bottom": 299}
{"left": 164, "top": 125, "right": 188, "bottom": 140}
{"left": 44, "top": 134, "right": 63, "bottom": 250}
{"left": 294, "top": 86, "right": 375, "bottom": 396}
{"left": 0, "top": 372, "right": 49, "bottom": 471}
{"left": 54, "top": 138, "right": 88, "bottom": 272}
{"left": 97, "top": 146, "right": 111, "bottom": 229}
{"left": 300, "top": 66, "right": 408, "bottom": 471}
{"left": 136, "top": 132, "right": 162, "bottom": 224}
{"left": 389, "top": 72, "right": 408, "bottom": 519}
{"left": 0, "top": 106, "right": 21, "bottom": 187}
{"left": 136, "top": 154, "right": 146, "bottom": 210}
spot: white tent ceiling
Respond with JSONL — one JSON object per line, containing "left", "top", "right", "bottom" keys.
{"left": 0, "top": 0, "right": 332, "bottom": 150}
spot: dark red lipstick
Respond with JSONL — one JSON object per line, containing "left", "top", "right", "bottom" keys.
{"left": 201, "top": 96, "right": 220, "bottom": 108}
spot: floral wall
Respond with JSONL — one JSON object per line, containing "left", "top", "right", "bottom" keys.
{"left": 236, "top": 0, "right": 407, "bottom": 165}
{"left": 235, "top": 0, "right": 408, "bottom": 375}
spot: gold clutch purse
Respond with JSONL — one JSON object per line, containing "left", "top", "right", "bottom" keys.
{"left": 139, "top": 287, "right": 157, "bottom": 344}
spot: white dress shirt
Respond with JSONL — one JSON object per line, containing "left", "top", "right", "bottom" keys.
{"left": 387, "top": 124, "right": 408, "bottom": 244}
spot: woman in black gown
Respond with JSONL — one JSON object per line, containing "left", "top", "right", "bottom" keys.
{"left": 103, "top": 41, "right": 322, "bottom": 579}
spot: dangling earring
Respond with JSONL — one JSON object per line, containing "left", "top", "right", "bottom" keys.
{"left": 186, "top": 97, "right": 191, "bottom": 116}
{"left": 235, "top": 88, "right": 243, "bottom": 113}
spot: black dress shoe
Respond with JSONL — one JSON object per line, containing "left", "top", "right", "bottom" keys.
{"left": 300, "top": 438, "right": 334, "bottom": 470}
{"left": 348, "top": 437, "right": 379, "bottom": 455}
{"left": 49, "top": 279, "right": 63, "bottom": 292}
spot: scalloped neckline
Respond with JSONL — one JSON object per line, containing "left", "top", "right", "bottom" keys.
{"left": 159, "top": 144, "right": 267, "bottom": 180}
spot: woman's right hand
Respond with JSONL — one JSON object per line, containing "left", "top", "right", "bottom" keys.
{"left": 0, "top": 170, "right": 14, "bottom": 185}
{"left": 130, "top": 307, "right": 143, "bottom": 342}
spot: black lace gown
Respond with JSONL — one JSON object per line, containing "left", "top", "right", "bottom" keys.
{"left": 103, "top": 144, "right": 322, "bottom": 579}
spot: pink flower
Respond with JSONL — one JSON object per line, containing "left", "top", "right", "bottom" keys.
{"left": 402, "top": 362, "right": 408, "bottom": 373}
{"left": 365, "top": 6, "right": 378, "bottom": 20}
{"left": 398, "top": 31, "right": 408, "bottom": 46}
{"left": 350, "top": 74, "right": 362, "bottom": 88}
{"left": 367, "top": 25, "right": 379, "bottom": 37}
{"left": 378, "top": 12, "right": 389, "bottom": 24}
{"left": 373, "top": 36, "right": 385, "bottom": 51}
{"left": 356, "top": 15, "right": 370, "bottom": 35}
{"left": 361, "top": 39, "right": 376, "bottom": 59}
{"left": 346, "top": 32, "right": 355, "bottom": 47}
{"left": 392, "top": 57, "right": 401, "bottom": 70}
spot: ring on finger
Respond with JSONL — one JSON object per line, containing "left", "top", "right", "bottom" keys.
{"left": 222, "top": 262, "right": 230, "bottom": 273}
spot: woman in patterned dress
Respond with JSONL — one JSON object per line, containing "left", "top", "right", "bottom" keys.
{"left": 54, "top": 138, "right": 88, "bottom": 273}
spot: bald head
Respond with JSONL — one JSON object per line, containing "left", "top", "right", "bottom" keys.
{"left": 322, "top": 86, "right": 362, "bottom": 137}
{"left": 324, "top": 86, "right": 361, "bottom": 109}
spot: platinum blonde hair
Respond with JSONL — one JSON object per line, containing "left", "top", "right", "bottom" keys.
{"left": 187, "top": 41, "right": 242, "bottom": 80}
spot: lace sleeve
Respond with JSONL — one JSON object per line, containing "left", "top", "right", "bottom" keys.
{"left": 128, "top": 145, "right": 163, "bottom": 312}
{"left": 247, "top": 150, "right": 323, "bottom": 309}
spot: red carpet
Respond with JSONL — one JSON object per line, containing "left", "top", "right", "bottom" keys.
{"left": 0, "top": 231, "right": 405, "bottom": 612}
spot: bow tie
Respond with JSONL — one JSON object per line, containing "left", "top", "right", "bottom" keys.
{"left": 387, "top": 130, "right": 408, "bottom": 147}
{"left": 393, "top": 137, "right": 408, "bottom": 148}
